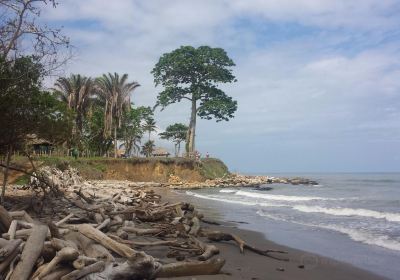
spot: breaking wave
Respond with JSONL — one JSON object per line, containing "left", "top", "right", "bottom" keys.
{"left": 291, "top": 205, "right": 400, "bottom": 223}
{"left": 256, "top": 210, "right": 400, "bottom": 251}
{"left": 234, "top": 190, "right": 335, "bottom": 201}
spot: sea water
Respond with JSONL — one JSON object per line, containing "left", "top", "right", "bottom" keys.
{"left": 182, "top": 173, "right": 400, "bottom": 279}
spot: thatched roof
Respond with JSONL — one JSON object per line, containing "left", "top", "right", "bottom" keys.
{"left": 152, "top": 147, "right": 170, "bottom": 156}
{"left": 26, "top": 134, "right": 52, "bottom": 146}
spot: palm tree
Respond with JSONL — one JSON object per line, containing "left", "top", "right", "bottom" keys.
{"left": 141, "top": 140, "right": 155, "bottom": 157}
{"left": 96, "top": 73, "right": 140, "bottom": 158}
{"left": 142, "top": 117, "right": 157, "bottom": 141}
{"left": 54, "top": 74, "right": 94, "bottom": 146}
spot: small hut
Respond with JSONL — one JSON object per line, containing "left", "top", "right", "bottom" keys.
{"left": 152, "top": 147, "right": 170, "bottom": 157}
{"left": 26, "top": 134, "right": 53, "bottom": 155}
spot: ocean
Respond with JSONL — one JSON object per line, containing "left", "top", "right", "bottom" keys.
{"left": 181, "top": 173, "right": 400, "bottom": 279}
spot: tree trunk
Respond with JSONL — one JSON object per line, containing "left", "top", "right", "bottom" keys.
{"left": 186, "top": 98, "right": 196, "bottom": 155}
{"left": 114, "top": 126, "right": 117, "bottom": 158}
{"left": 1, "top": 145, "right": 12, "bottom": 205}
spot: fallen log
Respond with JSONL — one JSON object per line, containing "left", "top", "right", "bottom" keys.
{"left": 61, "top": 261, "right": 105, "bottom": 280}
{"left": 205, "top": 231, "right": 289, "bottom": 261}
{"left": 0, "top": 239, "right": 22, "bottom": 261}
{"left": 77, "top": 224, "right": 136, "bottom": 258}
{"left": 122, "top": 226, "right": 162, "bottom": 236}
{"left": 65, "top": 232, "right": 114, "bottom": 262}
{"left": 41, "top": 267, "right": 73, "bottom": 280}
{"left": 0, "top": 206, "right": 12, "bottom": 233}
{"left": 77, "top": 224, "right": 161, "bottom": 279}
{"left": 72, "top": 255, "right": 97, "bottom": 270}
{"left": 10, "top": 224, "right": 48, "bottom": 280}
{"left": 35, "top": 247, "right": 79, "bottom": 279}
{"left": 108, "top": 234, "right": 179, "bottom": 247}
{"left": 7, "top": 220, "right": 18, "bottom": 240}
{"left": 156, "top": 258, "right": 225, "bottom": 278}
{"left": 189, "top": 216, "right": 200, "bottom": 236}
{"left": 0, "top": 246, "right": 19, "bottom": 274}
{"left": 190, "top": 237, "right": 219, "bottom": 261}
{"left": 135, "top": 209, "right": 170, "bottom": 222}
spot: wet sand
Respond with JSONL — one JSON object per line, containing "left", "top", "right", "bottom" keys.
{"left": 156, "top": 188, "right": 387, "bottom": 280}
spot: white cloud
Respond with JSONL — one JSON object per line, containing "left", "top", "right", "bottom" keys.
{"left": 40, "top": 0, "right": 400, "bottom": 171}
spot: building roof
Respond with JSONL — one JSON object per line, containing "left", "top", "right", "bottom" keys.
{"left": 26, "top": 134, "right": 52, "bottom": 146}
{"left": 152, "top": 147, "right": 170, "bottom": 156}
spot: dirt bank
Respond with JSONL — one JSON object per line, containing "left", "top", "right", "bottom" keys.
{"left": 2, "top": 157, "right": 229, "bottom": 184}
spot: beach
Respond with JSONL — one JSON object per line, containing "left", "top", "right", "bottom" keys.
{"left": 0, "top": 169, "right": 395, "bottom": 279}
{"left": 158, "top": 187, "right": 387, "bottom": 280}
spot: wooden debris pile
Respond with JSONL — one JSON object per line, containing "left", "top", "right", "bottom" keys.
{"left": 0, "top": 167, "right": 287, "bottom": 279}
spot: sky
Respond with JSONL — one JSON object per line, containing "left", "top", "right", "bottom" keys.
{"left": 41, "top": 0, "right": 400, "bottom": 173}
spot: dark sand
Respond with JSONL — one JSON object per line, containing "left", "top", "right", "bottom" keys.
{"left": 156, "top": 188, "right": 387, "bottom": 280}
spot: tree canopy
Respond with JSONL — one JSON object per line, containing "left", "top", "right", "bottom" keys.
{"left": 159, "top": 123, "right": 188, "bottom": 157}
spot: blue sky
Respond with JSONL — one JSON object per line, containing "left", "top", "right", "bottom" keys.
{"left": 42, "top": 0, "right": 400, "bottom": 173}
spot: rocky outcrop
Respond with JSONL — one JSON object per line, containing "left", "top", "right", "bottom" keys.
{"left": 165, "top": 174, "right": 318, "bottom": 189}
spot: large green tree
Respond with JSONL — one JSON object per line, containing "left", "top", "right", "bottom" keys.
{"left": 159, "top": 123, "right": 188, "bottom": 157}
{"left": 96, "top": 73, "right": 140, "bottom": 157}
{"left": 0, "top": 56, "right": 73, "bottom": 203}
{"left": 82, "top": 106, "right": 112, "bottom": 156}
{"left": 152, "top": 46, "right": 237, "bottom": 155}
{"left": 119, "top": 106, "right": 152, "bottom": 156}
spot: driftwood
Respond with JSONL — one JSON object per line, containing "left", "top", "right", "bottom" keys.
{"left": 191, "top": 236, "right": 219, "bottom": 261}
{"left": 0, "top": 206, "right": 12, "bottom": 233}
{"left": 157, "top": 258, "right": 225, "bottom": 277}
{"left": 205, "top": 230, "right": 289, "bottom": 261}
{"left": 10, "top": 224, "right": 48, "bottom": 280}
{"left": 0, "top": 246, "right": 19, "bottom": 274}
{"left": 61, "top": 261, "right": 105, "bottom": 280}
{"left": 41, "top": 267, "right": 73, "bottom": 280}
{"left": 0, "top": 239, "right": 22, "bottom": 261}
{"left": 189, "top": 216, "right": 200, "bottom": 236}
{"left": 77, "top": 224, "right": 137, "bottom": 258}
{"left": 72, "top": 255, "right": 97, "bottom": 270}
{"left": 65, "top": 232, "right": 114, "bottom": 262}
{"left": 122, "top": 226, "right": 162, "bottom": 236}
{"left": 0, "top": 167, "right": 290, "bottom": 279}
{"left": 35, "top": 247, "right": 79, "bottom": 279}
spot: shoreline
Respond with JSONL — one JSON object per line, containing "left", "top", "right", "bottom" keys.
{"left": 157, "top": 187, "right": 388, "bottom": 280}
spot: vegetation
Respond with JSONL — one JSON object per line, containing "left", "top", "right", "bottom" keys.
{"left": 142, "top": 117, "right": 157, "bottom": 142}
{"left": 0, "top": 1, "right": 237, "bottom": 204}
{"left": 159, "top": 123, "right": 188, "bottom": 157}
{"left": 152, "top": 46, "right": 237, "bottom": 154}
{"left": 0, "top": 56, "right": 73, "bottom": 203}
{"left": 96, "top": 73, "right": 140, "bottom": 158}
{"left": 141, "top": 140, "right": 155, "bottom": 157}
{"left": 54, "top": 74, "right": 94, "bottom": 147}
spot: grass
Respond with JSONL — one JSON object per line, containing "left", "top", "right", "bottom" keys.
{"left": 199, "top": 158, "right": 229, "bottom": 179}
{"left": 10, "top": 155, "right": 230, "bottom": 181}
{"left": 14, "top": 174, "right": 30, "bottom": 185}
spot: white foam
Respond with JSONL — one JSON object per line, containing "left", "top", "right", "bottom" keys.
{"left": 235, "top": 190, "right": 332, "bottom": 201}
{"left": 256, "top": 210, "right": 400, "bottom": 251}
{"left": 324, "top": 225, "right": 400, "bottom": 251}
{"left": 292, "top": 205, "right": 400, "bottom": 223}
{"left": 219, "top": 189, "right": 237, "bottom": 193}
{"left": 185, "top": 191, "right": 285, "bottom": 207}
